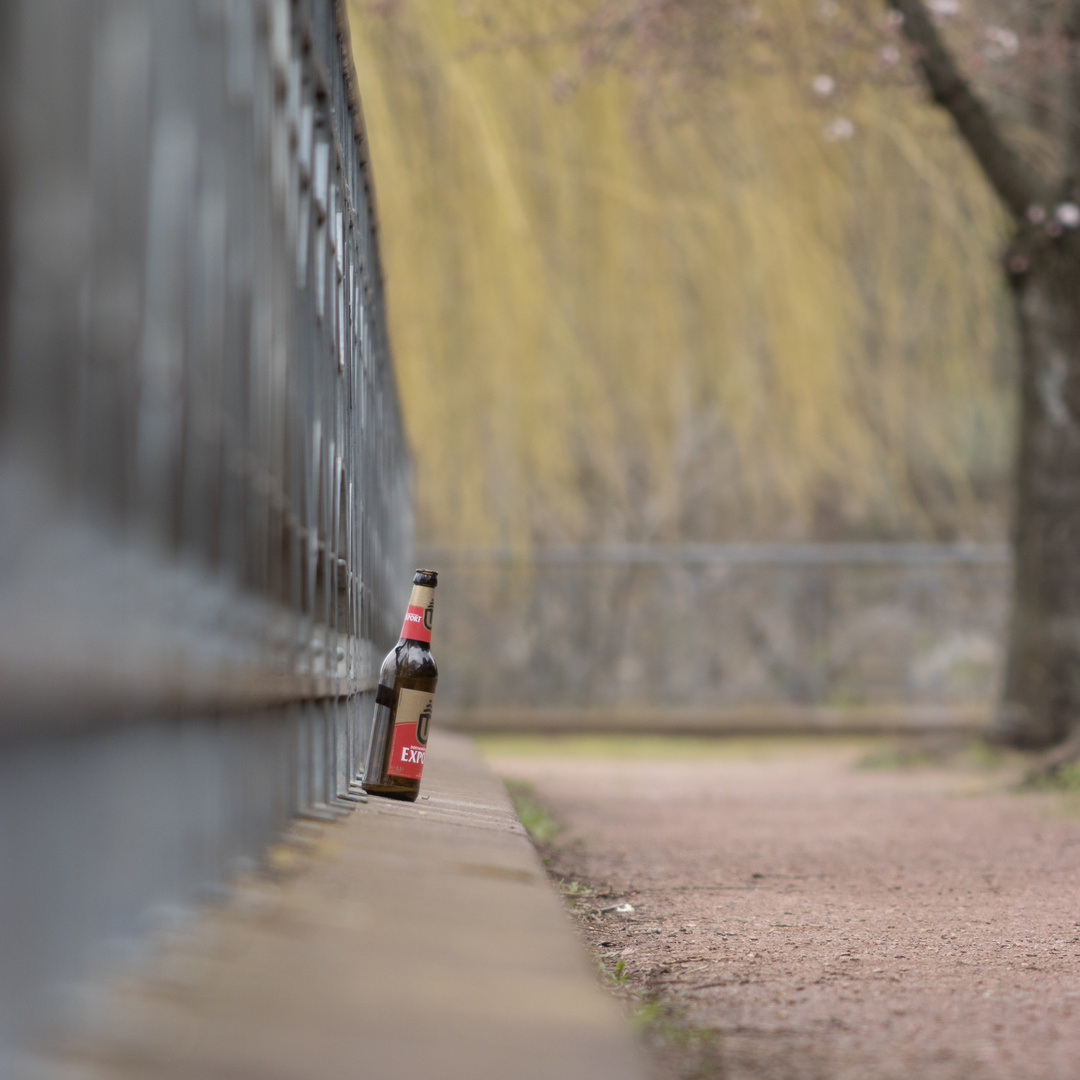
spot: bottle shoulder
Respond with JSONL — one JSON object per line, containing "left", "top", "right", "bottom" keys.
{"left": 379, "top": 639, "right": 438, "bottom": 684}
{"left": 399, "top": 638, "right": 438, "bottom": 680}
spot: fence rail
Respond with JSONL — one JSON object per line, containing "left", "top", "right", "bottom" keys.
{"left": 422, "top": 545, "right": 1011, "bottom": 733}
{"left": 0, "top": 0, "right": 409, "bottom": 1060}
{"left": 421, "top": 542, "right": 1012, "bottom": 566}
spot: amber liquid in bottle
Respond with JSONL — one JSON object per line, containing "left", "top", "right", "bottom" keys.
{"left": 362, "top": 569, "right": 438, "bottom": 802}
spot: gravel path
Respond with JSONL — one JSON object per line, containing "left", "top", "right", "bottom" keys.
{"left": 483, "top": 737, "right": 1080, "bottom": 1080}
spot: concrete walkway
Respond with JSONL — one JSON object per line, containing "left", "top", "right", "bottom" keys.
{"left": 36, "top": 731, "right": 647, "bottom": 1080}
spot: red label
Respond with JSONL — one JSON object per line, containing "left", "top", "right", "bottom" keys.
{"left": 386, "top": 689, "right": 433, "bottom": 780}
{"left": 400, "top": 604, "right": 432, "bottom": 643}
{"left": 387, "top": 721, "right": 426, "bottom": 779}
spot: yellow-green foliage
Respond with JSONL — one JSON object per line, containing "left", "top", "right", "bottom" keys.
{"left": 347, "top": 0, "right": 1013, "bottom": 547}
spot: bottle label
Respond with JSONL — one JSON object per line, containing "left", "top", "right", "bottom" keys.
{"left": 400, "top": 584, "right": 435, "bottom": 643}
{"left": 387, "top": 687, "right": 433, "bottom": 779}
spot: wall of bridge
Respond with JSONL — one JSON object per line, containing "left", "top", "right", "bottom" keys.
{"left": 0, "top": 0, "right": 410, "bottom": 1057}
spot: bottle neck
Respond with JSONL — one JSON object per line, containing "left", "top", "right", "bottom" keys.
{"left": 399, "top": 583, "right": 435, "bottom": 644}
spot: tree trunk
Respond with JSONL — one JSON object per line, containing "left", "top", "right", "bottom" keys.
{"left": 990, "top": 241, "right": 1080, "bottom": 747}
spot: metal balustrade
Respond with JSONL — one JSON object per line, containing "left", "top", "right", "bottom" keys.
{"left": 0, "top": 0, "right": 410, "bottom": 1059}
{"left": 423, "top": 545, "right": 1009, "bottom": 730}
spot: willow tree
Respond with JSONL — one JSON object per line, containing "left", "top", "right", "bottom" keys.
{"left": 524, "top": 0, "right": 1080, "bottom": 752}
{"left": 350, "top": 0, "right": 1010, "bottom": 550}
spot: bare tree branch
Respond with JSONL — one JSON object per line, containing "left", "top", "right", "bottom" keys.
{"left": 1065, "top": 0, "right": 1080, "bottom": 182}
{"left": 888, "top": 0, "right": 1044, "bottom": 219}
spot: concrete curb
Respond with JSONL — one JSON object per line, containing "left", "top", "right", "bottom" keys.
{"left": 34, "top": 731, "right": 648, "bottom": 1080}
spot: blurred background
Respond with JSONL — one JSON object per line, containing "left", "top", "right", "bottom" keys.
{"left": 346, "top": 0, "right": 1015, "bottom": 726}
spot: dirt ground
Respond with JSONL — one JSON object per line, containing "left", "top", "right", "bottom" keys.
{"left": 481, "top": 734, "right": 1080, "bottom": 1080}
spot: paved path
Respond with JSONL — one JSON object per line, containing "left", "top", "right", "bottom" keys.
{"left": 31, "top": 731, "right": 647, "bottom": 1080}
{"left": 486, "top": 738, "right": 1080, "bottom": 1080}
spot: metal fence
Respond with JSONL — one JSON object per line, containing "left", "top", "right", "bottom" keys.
{"left": 423, "top": 544, "right": 1011, "bottom": 732}
{"left": 0, "top": 0, "right": 410, "bottom": 1060}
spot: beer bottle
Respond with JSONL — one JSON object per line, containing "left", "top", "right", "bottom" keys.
{"left": 362, "top": 569, "right": 438, "bottom": 801}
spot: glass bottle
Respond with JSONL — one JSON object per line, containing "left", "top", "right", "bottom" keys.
{"left": 362, "top": 569, "right": 438, "bottom": 801}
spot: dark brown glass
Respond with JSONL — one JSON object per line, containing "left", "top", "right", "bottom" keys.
{"left": 361, "top": 569, "right": 438, "bottom": 801}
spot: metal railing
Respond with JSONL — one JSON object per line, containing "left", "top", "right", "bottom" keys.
{"left": 0, "top": 0, "right": 410, "bottom": 1059}
{"left": 422, "top": 544, "right": 1011, "bottom": 732}
{"left": 421, "top": 542, "right": 1011, "bottom": 566}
